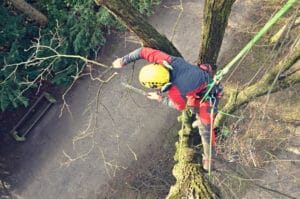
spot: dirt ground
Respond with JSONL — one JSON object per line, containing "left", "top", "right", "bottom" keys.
{"left": 0, "top": 0, "right": 299, "bottom": 199}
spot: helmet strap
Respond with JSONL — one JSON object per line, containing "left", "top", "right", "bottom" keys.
{"left": 160, "top": 82, "right": 172, "bottom": 92}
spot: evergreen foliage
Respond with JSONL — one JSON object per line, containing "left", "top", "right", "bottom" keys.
{"left": 130, "top": 0, "right": 161, "bottom": 16}
{"left": 0, "top": 0, "right": 160, "bottom": 111}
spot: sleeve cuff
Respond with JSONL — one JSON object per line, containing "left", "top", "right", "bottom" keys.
{"left": 157, "top": 95, "right": 163, "bottom": 102}
{"left": 120, "top": 58, "right": 125, "bottom": 67}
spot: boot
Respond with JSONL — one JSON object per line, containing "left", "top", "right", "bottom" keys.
{"left": 202, "top": 155, "right": 215, "bottom": 172}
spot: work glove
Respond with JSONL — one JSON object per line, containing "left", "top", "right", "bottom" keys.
{"left": 146, "top": 92, "right": 161, "bottom": 101}
{"left": 112, "top": 58, "right": 123, "bottom": 68}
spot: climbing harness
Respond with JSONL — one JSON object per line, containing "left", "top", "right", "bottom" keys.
{"left": 197, "top": 63, "right": 223, "bottom": 103}
{"left": 199, "top": 64, "right": 213, "bottom": 74}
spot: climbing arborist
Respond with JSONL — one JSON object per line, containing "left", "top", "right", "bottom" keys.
{"left": 112, "top": 47, "right": 222, "bottom": 172}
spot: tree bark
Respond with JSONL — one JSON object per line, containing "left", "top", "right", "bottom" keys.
{"left": 215, "top": 44, "right": 300, "bottom": 127}
{"left": 198, "top": 0, "right": 235, "bottom": 69}
{"left": 8, "top": 0, "right": 47, "bottom": 27}
{"left": 94, "top": 0, "right": 181, "bottom": 57}
{"left": 270, "top": 15, "right": 300, "bottom": 44}
{"left": 93, "top": 1, "right": 227, "bottom": 197}
{"left": 166, "top": 110, "right": 219, "bottom": 199}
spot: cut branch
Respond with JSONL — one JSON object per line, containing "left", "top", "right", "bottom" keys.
{"left": 270, "top": 12, "right": 300, "bottom": 44}
{"left": 8, "top": 0, "right": 48, "bottom": 26}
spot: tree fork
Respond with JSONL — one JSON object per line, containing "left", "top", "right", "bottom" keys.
{"left": 94, "top": 0, "right": 181, "bottom": 57}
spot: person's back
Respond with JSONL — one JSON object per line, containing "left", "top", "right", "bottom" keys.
{"left": 169, "top": 56, "right": 210, "bottom": 100}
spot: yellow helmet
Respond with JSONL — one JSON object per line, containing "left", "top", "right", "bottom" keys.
{"left": 139, "top": 64, "right": 170, "bottom": 89}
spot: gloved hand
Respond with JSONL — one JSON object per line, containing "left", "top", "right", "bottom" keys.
{"left": 146, "top": 92, "right": 161, "bottom": 101}
{"left": 192, "top": 119, "right": 201, "bottom": 128}
{"left": 192, "top": 114, "right": 200, "bottom": 128}
{"left": 112, "top": 58, "right": 123, "bottom": 68}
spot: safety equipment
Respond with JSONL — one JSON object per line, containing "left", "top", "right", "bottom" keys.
{"left": 139, "top": 64, "right": 170, "bottom": 89}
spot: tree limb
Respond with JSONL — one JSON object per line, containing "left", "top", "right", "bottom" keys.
{"left": 215, "top": 44, "right": 300, "bottom": 127}
{"left": 8, "top": 0, "right": 47, "bottom": 26}
{"left": 94, "top": 0, "right": 181, "bottom": 57}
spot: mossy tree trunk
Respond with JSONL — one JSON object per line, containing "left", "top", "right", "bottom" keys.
{"left": 94, "top": 0, "right": 181, "bottom": 57}
{"left": 270, "top": 15, "right": 300, "bottom": 44}
{"left": 197, "top": 0, "right": 235, "bottom": 70}
{"left": 93, "top": 1, "right": 222, "bottom": 198}
{"left": 8, "top": 0, "right": 47, "bottom": 26}
{"left": 166, "top": 110, "right": 219, "bottom": 198}
{"left": 215, "top": 44, "right": 300, "bottom": 127}
{"left": 167, "top": 1, "right": 236, "bottom": 197}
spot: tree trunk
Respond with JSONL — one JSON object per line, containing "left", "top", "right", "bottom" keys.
{"left": 215, "top": 44, "right": 300, "bottom": 127}
{"left": 93, "top": 1, "right": 227, "bottom": 197}
{"left": 166, "top": 110, "right": 219, "bottom": 198}
{"left": 8, "top": 0, "right": 47, "bottom": 27}
{"left": 94, "top": 0, "right": 181, "bottom": 57}
{"left": 198, "top": 0, "right": 235, "bottom": 69}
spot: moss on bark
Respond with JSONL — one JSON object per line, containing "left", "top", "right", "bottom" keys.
{"left": 215, "top": 45, "right": 300, "bottom": 127}
{"left": 198, "top": 0, "right": 235, "bottom": 69}
{"left": 166, "top": 109, "right": 219, "bottom": 199}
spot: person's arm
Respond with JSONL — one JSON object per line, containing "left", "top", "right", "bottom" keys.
{"left": 167, "top": 86, "right": 186, "bottom": 111}
{"left": 139, "top": 47, "right": 172, "bottom": 64}
{"left": 147, "top": 92, "right": 176, "bottom": 109}
{"left": 160, "top": 96, "right": 177, "bottom": 109}
{"left": 112, "top": 48, "right": 142, "bottom": 68}
{"left": 112, "top": 47, "right": 172, "bottom": 68}
{"left": 147, "top": 86, "right": 186, "bottom": 111}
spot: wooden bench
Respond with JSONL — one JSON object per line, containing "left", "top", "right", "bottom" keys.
{"left": 10, "top": 92, "right": 57, "bottom": 142}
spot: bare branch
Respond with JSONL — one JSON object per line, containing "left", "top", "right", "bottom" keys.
{"left": 216, "top": 43, "right": 300, "bottom": 127}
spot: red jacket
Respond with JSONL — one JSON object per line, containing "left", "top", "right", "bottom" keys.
{"left": 121, "top": 47, "right": 210, "bottom": 111}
